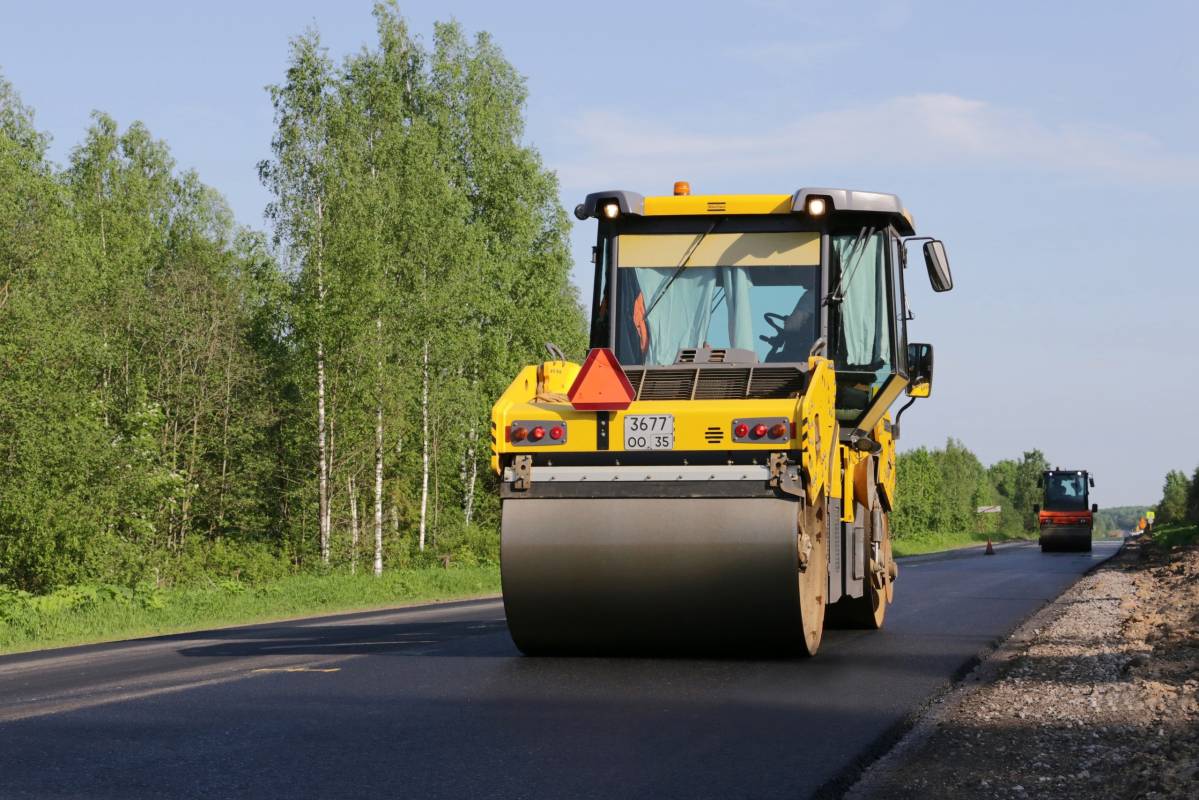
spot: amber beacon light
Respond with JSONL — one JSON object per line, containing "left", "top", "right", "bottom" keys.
{"left": 673, "top": 181, "right": 691, "bottom": 196}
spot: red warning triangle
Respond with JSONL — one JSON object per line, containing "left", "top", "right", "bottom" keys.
{"left": 568, "top": 348, "right": 636, "bottom": 411}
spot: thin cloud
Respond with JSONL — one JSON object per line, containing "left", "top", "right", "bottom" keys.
{"left": 553, "top": 93, "right": 1199, "bottom": 191}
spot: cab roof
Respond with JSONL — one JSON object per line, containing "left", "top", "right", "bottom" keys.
{"left": 574, "top": 187, "right": 916, "bottom": 235}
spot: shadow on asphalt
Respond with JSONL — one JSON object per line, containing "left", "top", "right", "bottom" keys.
{"left": 171, "top": 616, "right": 1005, "bottom": 692}
{"left": 174, "top": 619, "right": 513, "bottom": 658}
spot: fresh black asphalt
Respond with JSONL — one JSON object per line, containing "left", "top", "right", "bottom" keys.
{"left": 0, "top": 540, "right": 1120, "bottom": 799}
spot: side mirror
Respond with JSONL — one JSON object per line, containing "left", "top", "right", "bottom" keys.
{"left": 906, "top": 342, "right": 933, "bottom": 397}
{"left": 923, "top": 240, "right": 953, "bottom": 292}
{"left": 1091, "top": 503, "right": 1098, "bottom": 513}
{"left": 1033, "top": 504, "right": 1040, "bottom": 514}
{"left": 1089, "top": 476, "right": 1095, "bottom": 487}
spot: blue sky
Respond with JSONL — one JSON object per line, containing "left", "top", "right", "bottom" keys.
{"left": 3, "top": 0, "right": 1196, "bottom": 506}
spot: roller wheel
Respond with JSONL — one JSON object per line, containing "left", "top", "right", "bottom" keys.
{"left": 797, "top": 494, "right": 829, "bottom": 656}
{"left": 826, "top": 507, "right": 893, "bottom": 630}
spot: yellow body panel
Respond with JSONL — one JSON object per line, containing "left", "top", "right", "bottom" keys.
{"left": 856, "top": 376, "right": 908, "bottom": 434}
{"left": 797, "top": 356, "right": 837, "bottom": 504}
{"left": 538, "top": 360, "right": 580, "bottom": 395}
{"left": 643, "top": 194, "right": 793, "bottom": 216}
{"left": 490, "top": 365, "right": 540, "bottom": 473}
{"left": 840, "top": 446, "right": 859, "bottom": 522}
{"left": 617, "top": 232, "right": 820, "bottom": 268}
{"left": 874, "top": 414, "right": 897, "bottom": 509}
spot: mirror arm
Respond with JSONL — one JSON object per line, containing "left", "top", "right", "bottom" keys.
{"left": 892, "top": 397, "right": 917, "bottom": 440}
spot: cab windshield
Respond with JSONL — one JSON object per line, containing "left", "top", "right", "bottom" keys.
{"left": 1044, "top": 473, "right": 1089, "bottom": 511}
{"left": 612, "top": 231, "right": 820, "bottom": 366}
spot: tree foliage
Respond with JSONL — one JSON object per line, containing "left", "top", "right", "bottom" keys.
{"left": 892, "top": 442, "right": 1049, "bottom": 539}
{"left": 1187, "top": 467, "right": 1199, "bottom": 524}
{"left": 0, "top": 5, "right": 583, "bottom": 594}
{"left": 0, "top": 89, "right": 283, "bottom": 591}
{"left": 1156, "top": 470, "right": 1190, "bottom": 525}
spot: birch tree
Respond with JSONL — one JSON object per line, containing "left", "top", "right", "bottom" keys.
{"left": 261, "top": 33, "right": 336, "bottom": 564}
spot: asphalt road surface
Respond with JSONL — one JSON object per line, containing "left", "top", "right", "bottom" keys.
{"left": 0, "top": 540, "right": 1120, "bottom": 800}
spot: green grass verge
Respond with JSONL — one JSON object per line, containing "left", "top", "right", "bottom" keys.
{"left": 0, "top": 566, "right": 500, "bottom": 656}
{"left": 1146, "top": 522, "right": 1199, "bottom": 549}
{"left": 892, "top": 530, "right": 1037, "bottom": 557}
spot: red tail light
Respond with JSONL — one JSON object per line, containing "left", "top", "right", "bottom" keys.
{"left": 752, "top": 424, "right": 768, "bottom": 439}
{"left": 734, "top": 423, "right": 749, "bottom": 438}
{"left": 510, "top": 420, "right": 566, "bottom": 446}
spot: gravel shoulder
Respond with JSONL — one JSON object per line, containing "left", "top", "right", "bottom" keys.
{"left": 847, "top": 537, "right": 1199, "bottom": 800}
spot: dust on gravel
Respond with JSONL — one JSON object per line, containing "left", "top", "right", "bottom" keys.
{"left": 851, "top": 539, "right": 1198, "bottom": 800}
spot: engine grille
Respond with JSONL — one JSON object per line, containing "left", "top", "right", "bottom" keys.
{"left": 623, "top": 366, "right": 805, "bottom": 401}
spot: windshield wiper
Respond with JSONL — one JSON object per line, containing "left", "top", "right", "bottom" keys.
{"left": 825, "top": 225, "right": 876, "bottom": 306}
{"left": 710, "top": 286, "right": 726, "bottom": 315}
{"left": 643, "top": 220, "right": 718, "bottom": 321}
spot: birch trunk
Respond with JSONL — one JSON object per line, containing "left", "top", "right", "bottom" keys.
{"left": 432, "top": 428, "right": 440, "bottom": 538}
{"left": 316, "top": 196, "right": 330, "bottom": 564}
{"left": 317, "top": 354, "right": 329, "bottom": 562}
{"left": 348, "top": 476, "right": 359, "bottom": 574}
{"left": 374, "top": 317, "right": 384, "bottom": 576}
{"left": 418, "top": 340, "right": 430, "bottom": 552}
{"left": 463, "top": 425, "right": 478, "bottom": 526}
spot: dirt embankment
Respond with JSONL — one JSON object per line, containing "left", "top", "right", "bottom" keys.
{"left": 851, "top": 538, "right": 1199, "bottom": 800}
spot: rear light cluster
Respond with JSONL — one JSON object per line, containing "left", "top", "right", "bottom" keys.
{"left": 508, "top": 421, "right": 567, "bottom": 446}
{"left": 1040, "top": 516, "right": 1092, "bottom": 526}
{"left": 731, "top": 417, "right": 792, "bottom": 444}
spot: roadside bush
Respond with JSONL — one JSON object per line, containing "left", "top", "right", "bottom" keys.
{"left": 165, "top": 539, "right": 293, "bottom": 586}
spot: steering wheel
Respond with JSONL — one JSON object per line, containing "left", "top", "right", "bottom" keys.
{"left": 759, "top": 312, "right": 788, "bottom": 361}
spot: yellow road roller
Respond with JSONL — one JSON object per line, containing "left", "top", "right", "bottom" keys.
{"left": 491, "top": 184, "right": 954, "bottom": 655}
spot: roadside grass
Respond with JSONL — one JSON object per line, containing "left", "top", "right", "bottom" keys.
{"left": 1147, "top": 522, "right": 1199, "bottom": 549}
{"left": 892, "top": 530, "right": 1036, "bottom": 558}
{"left": 0, "top": 566, "right": 500, "bottom": 656}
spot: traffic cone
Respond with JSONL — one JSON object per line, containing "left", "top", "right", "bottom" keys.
{"left": 985, "top": 538, "right": 995, "bottom": 555}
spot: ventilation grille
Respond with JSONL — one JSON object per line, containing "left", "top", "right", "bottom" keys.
{"left": 637, "top": 368, "right": 697, "bottom": 401}
{"left": 706, "top": 201, "right": 726, "bottom": 213}
{"left": 622, "top": 366, "right": 805, "bottom": 400}
{"left": 694, "top": 368, "right": 751, "bottom": 399}
{"left": 704, "top": 426, "right": 725, "bottom": 444}
{"left": 747, "top": 367, "right": 807, "bottom": 397}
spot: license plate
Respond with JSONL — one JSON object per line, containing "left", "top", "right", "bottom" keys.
{"left": 623, "top": 414, "right": 674, "bottom": 450}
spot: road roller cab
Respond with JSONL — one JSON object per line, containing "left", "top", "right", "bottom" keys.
{"left": 1035, "top": 469, "right": 1096, "bottom": 552}
{"left": 491, "top": 183, "right": 954, "bottom": 656}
